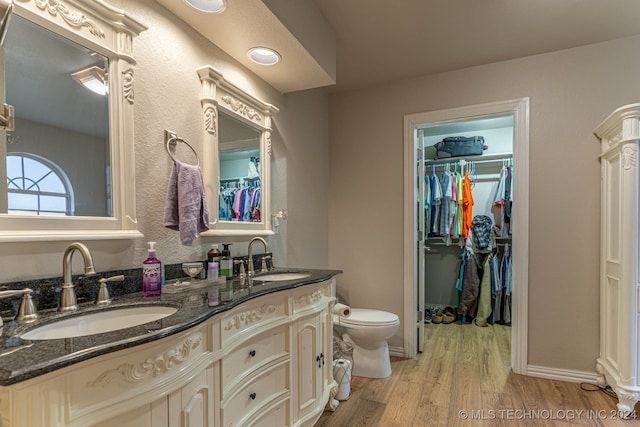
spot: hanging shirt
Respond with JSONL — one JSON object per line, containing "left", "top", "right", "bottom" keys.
{"left": 437, "top": 172, "right": 452, "bottom": 236}
{"left": 493, "top": 166, "right": 507, "bottom": 207}
{"left": 503, "top": 166, "right": 513, "bottom": 236}
{"left": 456, "top": 172, "right": 463, "bottom": 238}
{"left": 424, "top": 176, "right": 432, "bottom": 236}
{"left": 448, "top": 171, "right": 457, "bottom": 239}
{"left": 471, "top": 215, "right": 494, "bottom": 251}
{"left": 462, "top": 171, "right": 474, "bottom": 239}
{"left": 431, "top": 174, "right": 443, "bottom": 235}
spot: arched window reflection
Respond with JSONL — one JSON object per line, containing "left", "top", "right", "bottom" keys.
{"left": 6, "top": 153, "right": 74, "bottom": 216}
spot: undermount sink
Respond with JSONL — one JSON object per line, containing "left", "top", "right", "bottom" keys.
{"left": 20, "top": 305, "right": 178, "bottom": 340}
{"left": 253, "top": 273, "right": 311, "bottom": 282}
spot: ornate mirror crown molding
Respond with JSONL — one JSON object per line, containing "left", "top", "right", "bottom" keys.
{"left": 197, "top": 65, "right": 279, "bottom": 130}
{"left": 34, "top": 0, "right": 105, "bottom": 37}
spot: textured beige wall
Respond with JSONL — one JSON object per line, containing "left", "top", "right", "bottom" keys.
{"left": 0, "top": 0, "right": 330, "bottom": 281}
{"left": 328, "top": 35, "right": 640, "bottom": 372}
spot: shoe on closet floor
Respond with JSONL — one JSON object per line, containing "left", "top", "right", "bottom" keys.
{"left": 424, "top": 309, "right": 432, "bottom": 324}
{"left": 432, "top": 309, "right": 443, "bottom": 324}
{"left": 442, "top": 307, "right": 457, "bottom": 324}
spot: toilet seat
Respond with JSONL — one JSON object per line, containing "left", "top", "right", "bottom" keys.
{"left": 335, "top": 308, "right": 399, "bottom": 327}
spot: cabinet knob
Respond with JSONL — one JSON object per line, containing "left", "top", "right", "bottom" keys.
{"left": 249, "top": 349, "right": 256, "bottom": 357}
{"left": 249, "top": 392, "right": 257, "bottom": 400}
{"left": 316, "top": 355, "right": 321, "bottom": 368}
{"left": 321, "top": 353, "right": 325, "bottom": 366}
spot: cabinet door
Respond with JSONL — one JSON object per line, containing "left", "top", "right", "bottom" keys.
{"left": 168, "top": 364, "right": 216, "bottom": 427}
{"left": 295, "top": 312, "right": 322, "bottom": 420}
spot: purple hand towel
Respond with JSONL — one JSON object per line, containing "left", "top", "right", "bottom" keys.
{"left": 163, "top": 160, "right": 210, "bottom": 246}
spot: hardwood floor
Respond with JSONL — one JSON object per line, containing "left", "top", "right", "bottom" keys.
{"left": 315, "top": 323, "right": 640, "bottom": 426}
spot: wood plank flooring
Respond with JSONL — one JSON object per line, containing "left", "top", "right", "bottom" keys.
{"left": 315, "top": 323, "right": 640, "bottom": 426}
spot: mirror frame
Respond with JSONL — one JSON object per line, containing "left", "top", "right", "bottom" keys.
{"left": 0, "top": 0, "right": 146, "bottom": 242}
{"left": 197, "top": 65, "right": 279, "bottom": 236}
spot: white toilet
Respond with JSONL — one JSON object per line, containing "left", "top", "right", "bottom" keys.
{"left": 334, "top": 308, "right": 400, "bottom": 379}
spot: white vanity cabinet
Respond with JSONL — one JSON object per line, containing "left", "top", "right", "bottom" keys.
{"left": 594, "top": 104, "right": 640, "bottom": 415}
{"left": 0, "top": 279, "right": 338, "bottom": 427}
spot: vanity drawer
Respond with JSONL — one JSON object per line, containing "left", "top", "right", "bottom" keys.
{"left": 292, "top": 279, "right": 333, "bottom": 314}
{"left": 221, "top": 325, "right": 289, "bottom": 396}
{"left": 221, "top": 362, "right": 289, "bottom": 427}
{"left": 249, "top": 399, "right": 289, "bottom": 427}
{"left": 220, "top": 293, "right": 287, "bottom": 346}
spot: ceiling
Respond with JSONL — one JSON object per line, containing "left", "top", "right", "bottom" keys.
{"left": 313, "top": 0, "right": 640, "bottom": 93}
{"left": 159, "top": 0, "right": 640, "bottom": 94}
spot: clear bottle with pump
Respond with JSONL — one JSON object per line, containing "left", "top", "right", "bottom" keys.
{"left": 207, "top": 244, "right": 221, "bottom": 278}
{"left": 220, "top": 243, "right": 233, "bottom": 279}
{"left": 142, "top": 242, "right": 162, "bottom": 297}
{"left": 207, "top": 262, "right": 220, "bottom": 306}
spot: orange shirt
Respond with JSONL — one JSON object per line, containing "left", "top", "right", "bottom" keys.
{"left": 462, "top": 171, "right": 474, "bottom": 239}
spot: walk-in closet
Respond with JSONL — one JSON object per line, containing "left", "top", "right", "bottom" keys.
{"left": 417, "top": 114, "right": 514, "bottom": 353}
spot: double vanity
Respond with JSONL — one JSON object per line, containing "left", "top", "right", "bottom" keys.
{"left": 0, "top": 269, "right": 341, "bottom": 426}
{"left": 0, "top": 1, "right": 341, "bottom": 425}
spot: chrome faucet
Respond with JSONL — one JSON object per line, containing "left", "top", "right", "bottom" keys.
{"left": 0, "top": 288, "right": 38, "bottom": 326}
{"left": 247, "top": 237, "right": 268, "bottom": 277}
{"left": 60, "top": 242, "right": 96, "bottom": 312}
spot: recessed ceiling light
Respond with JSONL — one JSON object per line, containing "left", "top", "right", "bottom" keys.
{"left": 184, "top": 0, "right": 226, "bottom": 13}
{"left": 247, "top": 47, "right": 281, "bottom": 66}
{"left": 71, "top": 66, "right": 108, "bottom": 96}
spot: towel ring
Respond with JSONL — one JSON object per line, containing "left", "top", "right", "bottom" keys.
{"left": 166, "top": 136, "right": 200, "bottom": 167}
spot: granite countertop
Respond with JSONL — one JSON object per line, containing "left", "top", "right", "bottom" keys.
{"left": 0, "top": 268, "right": 341, "bottom": 387}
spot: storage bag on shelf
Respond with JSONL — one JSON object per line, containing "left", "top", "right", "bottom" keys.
{"left": 434, "top": 136, "right": 487, "bottom": 159}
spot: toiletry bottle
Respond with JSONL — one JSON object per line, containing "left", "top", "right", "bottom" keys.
{"left": 208, "top": 260, "right": 219, "bottom": 281}
{"left": 207, "top": 244, "right": 221, "bottom": 278}
{"left": 220, "top": 243, "right": 233, "bottom": 279}
{"left": 142, "top": 241, "right": 162, "bottom": 297}
{"left": 207, "top": 262, "right": 220, "bottom": 306}
{"left": 220, "top": 280, "right": 233, "bottom": 302}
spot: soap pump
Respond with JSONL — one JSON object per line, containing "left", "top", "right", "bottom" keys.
{"left": 142, "top": 241, "right": 162, "bottom": 297}
{"left": 220, "top": 243, "right": 233, "bottom": 279}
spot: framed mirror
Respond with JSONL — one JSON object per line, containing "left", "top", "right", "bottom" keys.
{"left": 0, "top": 0, "right": 146, "bottom": 241}
{"left": 197, "top": 65, "right": 278, "bottom": 236}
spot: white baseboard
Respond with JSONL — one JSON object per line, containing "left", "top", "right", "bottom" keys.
{"left": 386, "top": 352, "right": 597, "bottom": 385}
{"left": 527, "top": 365, "right": 599, "bottom": 384}
{"left": 389, "top": 346, "right": 404, "bottom": 358}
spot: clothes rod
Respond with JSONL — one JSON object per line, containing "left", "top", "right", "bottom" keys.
{"left": 220, "top": 176, "right": 260, "bottom": 183}
{"left": 424, "top": 152, "right": 512, "bottom": 165}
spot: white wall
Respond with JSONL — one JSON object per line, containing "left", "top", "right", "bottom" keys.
{"left": 328, "top": 34, "right": 640, "bottom": 372}
{"left": 0, "top": 0, "right": 330, "bottom": 281}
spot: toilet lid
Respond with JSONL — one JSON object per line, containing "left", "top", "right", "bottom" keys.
{"left": 336, "top": 308, "right": 399, "bottom": 327}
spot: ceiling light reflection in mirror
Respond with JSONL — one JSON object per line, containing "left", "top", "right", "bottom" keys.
{"left": 71, "top": 66, "right": 108, "bottom": 96}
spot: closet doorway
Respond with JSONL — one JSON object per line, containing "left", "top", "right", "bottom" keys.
{"left": 402, "top": 98, "right": 530, "bottom": 374}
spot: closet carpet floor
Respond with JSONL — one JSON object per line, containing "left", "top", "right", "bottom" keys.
{"left": 315, "top": 323, "right": 640, "bottom": 427}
